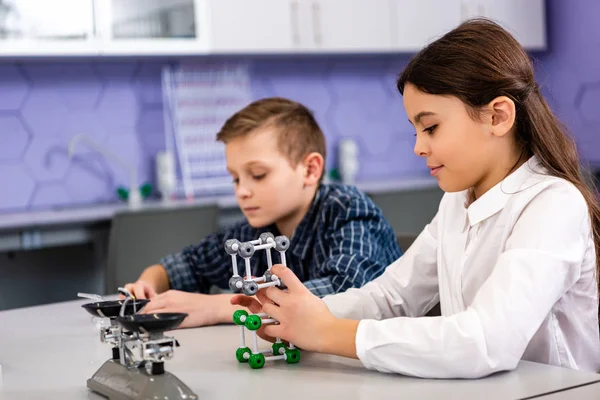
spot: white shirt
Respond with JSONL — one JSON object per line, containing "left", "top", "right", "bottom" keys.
{"left": 323, "top": 156, "right": 600, "bottom": 378}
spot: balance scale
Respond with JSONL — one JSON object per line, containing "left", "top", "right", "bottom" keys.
{"left": 81, "top": 299, "right": 197, "bottom": 400}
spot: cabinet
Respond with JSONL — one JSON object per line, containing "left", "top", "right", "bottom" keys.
{"left": 393, "top": 0, "right": 546, "bottom": 51}
{"left": 394, "top": 0, "right": 463, "bottom": 52}
{"left": 208, "top": 0, "right": 394, "bottom": 54}
{"left": 479, "top": 0, "right": 546, "bottom": 50}
{"left": 300, "top": 0, "right": 394, "bottom": 52}
{"left": 207, "top": 0, "right": 295, "bottom": 53}
{"left": 0, "top": 0, "right": 546, "bottom": 57}
{"left": 95, "top": 0, "right": 210, "bottom": 55}
{"left": 0, "top": 0, "right": 98, "bottom": 56}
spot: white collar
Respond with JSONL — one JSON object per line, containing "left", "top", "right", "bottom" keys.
{"left": 466, "top": 156, "right": 543, "bottom": 227}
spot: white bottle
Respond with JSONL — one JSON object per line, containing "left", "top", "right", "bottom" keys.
{"left": 156, "top": 150, "right": 177, "bottom": 201}
{"left": 338, "top": 138, "right": 359, "bottom": 185}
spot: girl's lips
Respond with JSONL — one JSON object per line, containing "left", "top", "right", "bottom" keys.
{"left": 429, "top": 166, "right": 443, "bottom": 176}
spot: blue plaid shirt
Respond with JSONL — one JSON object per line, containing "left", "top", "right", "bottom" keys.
{"left": 161, "top": 183, "right": 403, "bottom": 297}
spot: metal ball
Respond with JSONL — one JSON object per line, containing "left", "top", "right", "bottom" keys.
{"left": 228, "top": 276, "right": 243, "bottom": 293}
{"left": 224, "top": 239, "right": 241, "bottom": 255}
{"left": 274, "top": 236, "right": 290, "bottom": 252}
{"left": 242, "top": 281, "right": 259, "bottom": 296}
{"left": 237, "top": 242, "right": 255, "bottom": 258}
{"left": 259, "top": 232, "right": 275, "bottom": 244}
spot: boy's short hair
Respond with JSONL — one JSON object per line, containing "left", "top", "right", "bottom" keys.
{"left": 216, "top": 97, "right": 327, "bottom": 168}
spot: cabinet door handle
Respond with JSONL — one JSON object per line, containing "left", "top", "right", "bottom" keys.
{"left": 290, "top": 1, "right": 301, "bottom": 46}
{"left": 91, "top": 0, "right": 97, "bottom": 38}
{"left": 312, "top": 2, "right": 322, "bottom": 46}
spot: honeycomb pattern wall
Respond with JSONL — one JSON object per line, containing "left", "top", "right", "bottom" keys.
{"left": 0, "top": 0, "right": 598, "bottom": 213}
{"left": 535, "top": 0, "right": 600, "bottom": 166}
{"left": 0, "top": 55, "right": 426, "bottom": 212}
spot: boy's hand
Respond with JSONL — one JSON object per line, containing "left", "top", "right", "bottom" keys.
{"left": 123, "top": 280, "right": 158, "bottom": 300}
{"left": 141, "top": 291, "right": 233, "bottom": 328}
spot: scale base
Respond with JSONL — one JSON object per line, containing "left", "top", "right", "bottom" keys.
{"left": 87, "top": 359, "right": 197, "bottom": 400}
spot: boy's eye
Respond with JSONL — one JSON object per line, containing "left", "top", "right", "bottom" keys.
{"left": 424, "top": 124, "right": 437, "bottom": 134}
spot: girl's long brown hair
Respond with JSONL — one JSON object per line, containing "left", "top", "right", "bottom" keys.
{"left": 397, "top": 18, "right": 600, "bottom": 304}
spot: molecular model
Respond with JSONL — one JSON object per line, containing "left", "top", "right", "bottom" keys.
{"left": 225, "top": 232, "right": 300, "bottom": 369}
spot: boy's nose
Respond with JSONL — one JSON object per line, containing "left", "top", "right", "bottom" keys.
{"left": 236, "top": 184, "right": 252, "bottom": 199}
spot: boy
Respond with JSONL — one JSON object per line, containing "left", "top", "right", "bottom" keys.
{"left": 125, "top": 97, "right": 402, "bottom": 328}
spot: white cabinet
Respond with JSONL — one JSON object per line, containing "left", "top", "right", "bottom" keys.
{"left": 394, "top": 0, "right": 463, "bottom": 52}
{"left": 0, "top": 0, "right": 547, "bottom": 57}
{"left": 207, "top": 0, "right": 394, "bottom": 54}
{"left": 207, "top": 0, "right": 295, "bottom": 53}
{"left": 305, "top": 0, "right": 394, "bottom": 52}
{"left": 392, "top": 0, "right": 546, "bottom": 52}
{"left": 95, "top": 0, "right": 210, "bottom": 55}
{"left": 0, "top": 0, "right": 99, "bottom": 56}
{"left": 479, "top": 0, "right": 547, "bottom": 50}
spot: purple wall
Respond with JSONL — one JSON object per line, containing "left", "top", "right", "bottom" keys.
{"left": 535, "top": 0, "right": 600, "bottom": 164}
{"left": 0, "top": 0, "right": 598, "bottom": 213}
{"left": 0, "top": 56, "right": 422, "bottom": 212}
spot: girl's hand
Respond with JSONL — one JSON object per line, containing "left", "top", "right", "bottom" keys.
{"left": 232, "top": 265, "right": 359, "bottom": 358}
{"left": 230, "top": 292, "right": 277, "bottom": 343}
{"left": 258, "top": 264, "right": 339, "bottom": 353}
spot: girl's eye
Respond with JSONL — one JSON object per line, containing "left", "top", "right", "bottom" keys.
{"left": 253, "top": 174, "right": 266, "bottom": 181}
{"left": 424, "top": 124, "right": 437, "bottom": 134}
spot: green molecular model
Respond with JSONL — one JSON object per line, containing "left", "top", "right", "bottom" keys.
{"left": 225, "top": 233, "right": 300, "bottom": 369}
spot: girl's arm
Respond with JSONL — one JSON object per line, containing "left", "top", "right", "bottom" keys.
{"left": 248, "top": 183, "right": 593, "bottom": 379}
{"left": 340, "top": 183, "right": 590, "bottom": 378}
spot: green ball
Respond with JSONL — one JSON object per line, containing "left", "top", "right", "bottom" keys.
{"left": 285, "top": 348, "right": 301, "bottom": 364}
{"left": 248, "top": 353, "right": 265, "bottom": 369}
{"left": 244, "top": 314, "right": 262, "bottom": 331}
{"left": 235, "top": 347, "right": 251, "bottom": 363}
{"left": 272, "top": 342, "right": 286, "bottom": 356}
{"left": 232, "top": 310, "right": 248, "bottom": 325}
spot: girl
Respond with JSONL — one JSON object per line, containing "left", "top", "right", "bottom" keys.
{"left": 232, "top": 18, "right": 600, "bottom": 378}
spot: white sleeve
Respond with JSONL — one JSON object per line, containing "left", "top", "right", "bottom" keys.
{"left": 322, "top": 210, "right": 440, "bottom": 320}
{"left": 354, "top": 184, "right": 588, "bottom": 378}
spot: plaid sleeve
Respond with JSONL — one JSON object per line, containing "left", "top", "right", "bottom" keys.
{"left": 304, "top": 195, "right": 403, "bottom": 297}
{"left": 303, "top": 277, "right": 335, "bottom": 297}
{"left": 160, "top": 220, "right": 252, "bottom": 293}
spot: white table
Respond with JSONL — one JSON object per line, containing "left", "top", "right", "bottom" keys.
{"left": 1, "top": 299, "right": 599, "bottom": 400}
{"left": 535, "top": 382, "right": 600, "bottom": 399}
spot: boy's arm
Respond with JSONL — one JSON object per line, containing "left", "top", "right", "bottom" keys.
{"left": 126, "top": 238, "right": 223, "bottom": 298}
{"left": 138, "top": 264, "right": 169, "bottom": 292}
{"left": 321, "top": 222, "right": 439, "bottom": 321}
{"left": 140, "top": 291, "right": 249, "bottom": 327}
{"left": 160, "top": 220, "right": 253, "bottom": 293}
{"left": 132, "top": 220, "right": 260, "bottom": 325}
{"left": 302, "top": 197, "right": 404, "bottom": 297}
{"left": 159, "top": 245, "right": 214, "bottom": 294}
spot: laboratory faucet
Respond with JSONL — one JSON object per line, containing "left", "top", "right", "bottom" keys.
{"left": 67, "top": 134, "right": 141, "bottom": 208}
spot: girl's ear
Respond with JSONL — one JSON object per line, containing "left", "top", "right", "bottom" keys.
{"left": 302, "top": 152, "right": 324, "bottom": 187}
{"left": 488, "top": 96, "right": 516, "bottom": 138}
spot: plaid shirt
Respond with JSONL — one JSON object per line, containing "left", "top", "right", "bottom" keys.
{"left": 161, "top": 183, "right": 403, "bottom": 297}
